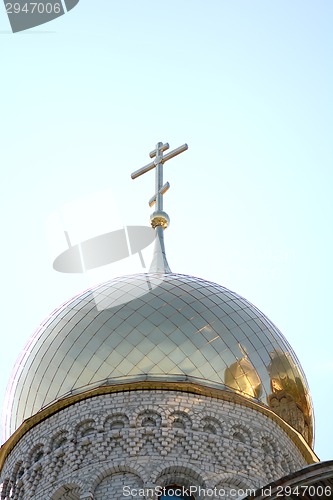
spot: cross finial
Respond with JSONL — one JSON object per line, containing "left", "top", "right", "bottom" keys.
{"left": 131, "top": 141, "right": 188, "bottom": 274}
{"left": 131, "top": 141, "right": 188, "bottom": 229}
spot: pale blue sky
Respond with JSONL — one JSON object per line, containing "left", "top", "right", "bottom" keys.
{"left": 0, "top": 1, "right": 332, "bottom": 459}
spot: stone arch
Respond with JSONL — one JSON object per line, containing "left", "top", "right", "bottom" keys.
{"left": 213, "top": 474, "right": 256, "bottom": 499}
{"left": 27, "top": 443, "right": 45, "bottom": 465}
{"left": 90, "top": 464, "right": 148, "bottom": 492}
{"left": 261, "top": 434, "right": 279, "bottom": 456}
{"left": 169, "top": 410, "right": 192, "bottom": 430}
{"left": 1, "top": 460, "right": 26, "bottom": 499}
{"left": 155, "top": 469, "right": 205, "bottom": 499}
{"left": 260, "top": 434, "right": 280, "bottom": 481}
{"left": 200, "top": 415, "right": 223, "bottom": 435}
{"left": 0, "top": 478, "right": 12, "bottom": 499}
{"left": 48, "top": 432, "right": 68, "bottom": 484}
{"left": 151, "top": 463, "right": 207, "bottom": 487}
{"left": 23, "top": 444, "right": 44, "bottom": 497}
{"left": 103, "top": 412, "right": 129, "bottom": 431}
{"left": 91, "top": 465, "right": 145, "bottom": 500}
{"left": 131, "top": 404, "right": 168, "bottom": 426}
{"left": 136, "top": 409, "right": 162, "bottom": 428}
{"left": 51, "top": 482, "right": 82, "bottom": 500}
{"left": 74, "top": 418, "right": 97, "bottom": 441}
{"left": 230, "top": 423, "right": 252, "bottom": 445}
{"left": 50, "top": 430, "right": 69, "bottom": 451}
{"left": 12, "top": 460, "right": 23, "bottom": 475}
{"left": 11, "top": 460, "right": 25, "bottom": 484}
{"left": 280, "top": 452, "right": 291, "bottom": 474}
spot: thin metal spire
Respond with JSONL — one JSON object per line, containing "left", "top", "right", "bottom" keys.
{"left": 131, "top": 141, "right": 188, "bottom": 273}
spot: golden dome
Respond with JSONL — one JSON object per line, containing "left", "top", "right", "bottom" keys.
{"left": 4, "top": 273, "right": 314, "bottom": 445}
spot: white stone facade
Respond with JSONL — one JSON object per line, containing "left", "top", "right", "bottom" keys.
{"left": 0, "top": 390, "right": 308, "bottom": 499}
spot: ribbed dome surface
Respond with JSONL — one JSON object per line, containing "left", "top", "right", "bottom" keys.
{"left": 5, "top": 273, "right": 313, "bottom": 443}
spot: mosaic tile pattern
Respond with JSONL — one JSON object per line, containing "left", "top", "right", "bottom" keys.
{"left": 4, "top": 273, "right": 313, "bottom": 442}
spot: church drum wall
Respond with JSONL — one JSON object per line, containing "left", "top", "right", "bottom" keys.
{"left": 0, "top": 390, "right": 308, "bottom": 499}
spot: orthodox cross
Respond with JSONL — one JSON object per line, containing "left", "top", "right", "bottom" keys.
{"left": 131, "top": 142, "right": 188, "bottom": 213}
{"left": 131, "top": 141, "right": 188, "bottom": 272}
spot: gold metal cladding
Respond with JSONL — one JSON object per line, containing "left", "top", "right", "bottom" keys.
{"left": 225, "top": 356, "right": 262, "bottom": 399}
{"left": 267, "top": 350, "right": 313, "bottom": 445}
{"left": 0, "top": 381, "right": 318, "bottom": 472}
{"left": 150, "top": 211, "right": 170, "bottom": 229}
{"left": 223, "top": 351, "right": 313, "bottom": 444}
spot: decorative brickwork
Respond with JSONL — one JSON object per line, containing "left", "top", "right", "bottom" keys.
{"left": 0, "top": 390, "right": 308, "bottom": 499}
